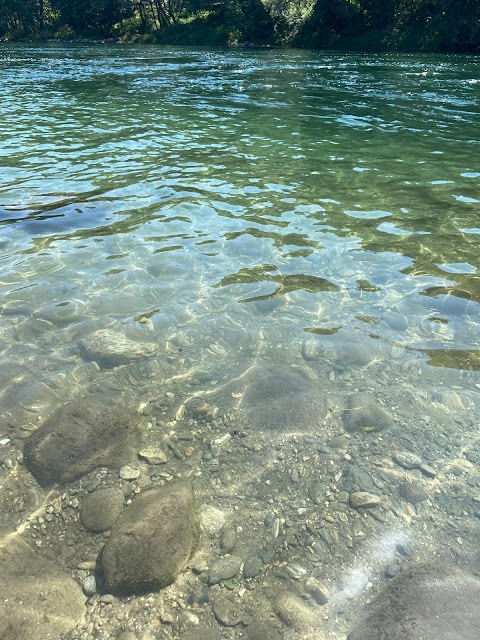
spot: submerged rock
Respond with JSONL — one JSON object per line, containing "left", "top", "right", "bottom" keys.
{"left": 81, "top": 487, "right": 125, "bottom": 533}
{"left": 344, "top": 392, "right": 394, "bottom": 432}
{"left": 80, "top": 329, "right": 156, "bottom": 367}
{"left": 347, "top": 564, "right": 480, "bottom": 640}
{"left": 0, "top": 539, "right": 85, "bottom": 640}
{"left": 23, "top": 397, "right": 141, "bottom": 486}
{"left": 273, "top": 590, "right": 321, "bottom": 629}
{"left": 102, "top": 479, "right": 200, "bottom": 595}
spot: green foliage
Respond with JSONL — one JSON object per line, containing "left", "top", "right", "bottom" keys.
{"left": 0, "top": 0, "right": 478, "bottom": 50}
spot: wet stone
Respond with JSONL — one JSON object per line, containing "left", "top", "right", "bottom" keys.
{"left": 80, "top": 329, "right": 156, "bottom": 367}
{"left": 102, "top": 479, "right": 200, "bottom": 595}
{"left": 392, "top": 451, "right": 423, "bottom": 469}
{"left": 350, "top": 492, "right": 384, "bottom": 509}
{"left": 399, "top": 481, "right": 429, "bottom": 504}
{"left": 82, "top": 575, "right": 97, "bottom": 597}
{"left": 243, "top": 555, "right": 263, "bottom": 579}
{"left": 119, "top": 465, "right": 140, "bottom": 480}
{"left": 23, "top": 398, "right": 141, "bottom": 486}
{"left": 80, "top": 487, "right": 125, "bottom": 533}
{"left": 384, "top": 311, "right": 408, "bottom": 331}
{"left": 344, "top": 392, "right": 394, "bottom": 433}
{"left": 304, "top": 577, "right": 329, "bottom": 605}
{"left": 220, "top": 527, "right": 237, "bottom": 552}
{"left": 213, "top": 595, "right": 243, "bottom": 627}
{"left": 309, "top": 479, "right": 326, "bottom": 505}
{"left": 138, "top": 447, "right": 167, "bottom": 465}
{"left": 208, "top": 556, "right": 242, "bottom": 586}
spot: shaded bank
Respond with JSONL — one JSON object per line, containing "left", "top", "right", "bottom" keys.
{"left": 1, "top": 0, "right": 479, "bottom": 52}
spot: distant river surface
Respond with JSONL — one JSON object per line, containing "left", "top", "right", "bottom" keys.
{"left": 1, "top": 43, "right": 480, "bottom": 638}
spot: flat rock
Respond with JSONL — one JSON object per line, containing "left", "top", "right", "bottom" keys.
{"left": 399, "top": 481, "right": 429, "bottom": 504}
{"left": 102, "top": 479, "right": 200, "bottom": 595}
{"left": 350, "top": 491, "right": 384, "bottom": 509}
{"left": 347, "top": 564, "right": 480, "bottom": 640}
{"left": 23, "top": 397, "right": 141, "bottom": 486}
{"left": 80, "top": 329, "right": 156, "bottom": 367}
{"left": 344, "top": 392, "right": 394, "bottom": 432}
{"left": 392, "top": 451, "right": 422, "bottom": 469}
{"left": 0, "top": 539, "right": 85, "bottom": 639}
{"left": 208, "top": 556, "right": 242, "bottom": 586}
{"left": 138, "top": 447, "right": 167, "bottom": 465}
{"left": 81, "top": 487, "right": 125, "bottom": 533}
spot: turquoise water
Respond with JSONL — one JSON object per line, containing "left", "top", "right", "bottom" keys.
{"left": 0, "top": 44, "right": 480, "bottom": 639}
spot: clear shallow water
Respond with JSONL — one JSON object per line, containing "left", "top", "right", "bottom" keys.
{"left": 0, "top": 44, "right": 480, "bottom": 638}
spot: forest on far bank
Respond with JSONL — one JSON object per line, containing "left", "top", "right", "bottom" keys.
{"left": 1, "top": 0, "right": 479, "bottom": 52}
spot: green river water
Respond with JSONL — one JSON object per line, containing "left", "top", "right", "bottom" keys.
{"left": 0, "top": 44, "right": 479, "bottom": 640}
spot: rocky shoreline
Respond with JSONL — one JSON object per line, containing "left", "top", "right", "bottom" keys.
{"left": 1, "top": 326, "right": 479, "bottom": 639}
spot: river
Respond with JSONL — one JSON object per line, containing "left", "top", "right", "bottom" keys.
{"left": 0, "top": 44, "right": 479, "bottom": 640}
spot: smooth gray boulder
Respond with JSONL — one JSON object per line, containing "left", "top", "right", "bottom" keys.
{"left": 348, "top": 564, "right": 480, "bottom": 640}
{"left": 81, "top": 487, "right": 125, "bottom": 532}
{"left": 102, "top": 479, "right": 200, "bottom": 595}
{"left": 23, "top": 398, "right": 141, "bottom": 486}
{"left": 0, "top": 539, "right": 85, "bottom": 639}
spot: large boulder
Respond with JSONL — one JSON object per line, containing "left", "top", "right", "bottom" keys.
{"left": 23, "top": 397, "right": 141, "bottom": 486}
{"left": 102, "top": 479, "right": 200, "bottom": 595}
{"left": 348, "top": 564, "right": 480, "bottom": 640}
{"left": 0, "top": 539, "right": 85, "bottom": 640}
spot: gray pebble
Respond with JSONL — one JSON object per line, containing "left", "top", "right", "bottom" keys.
{"left": 213, "top": 596, "right": 243, "bottom": 626}
{"left": 392, "top": 451, "right": 422, "bottom": 469}
{"left": 119, "top": 465, "right": 140, "bottom": 481}
{"left": 243, "top": 556, "right": 263, "bottom": 579}
{"left": 220, "top": 528, "right": 237, "bottom": 553}
{"left": 399, "top": 481, "right": 429, "bottom": 504}
{"left": 208, "top": 556, "right": 242, "bottom": 586}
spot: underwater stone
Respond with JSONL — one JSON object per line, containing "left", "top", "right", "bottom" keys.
{"left": 81, "top": 487, "right": 125, "bottom": 533}
{"left": 23, "top": 397, "right": 141, "bottom": 486}
{"left": 344, "top": 393, "right": 394, "bottom": 432}
{"left": 80, "top": 329, "right": 156, "bottom": 367}
{"left": 102, "top": 479, "right": 199, "bottom": 595}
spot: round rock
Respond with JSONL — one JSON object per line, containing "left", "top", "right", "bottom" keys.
{"left": 81, "top": 487, "right": 125, "bottom": 533}
{"left": 399, "top": 481, "right": 429, "bottom": 504}
{"left": 208, "top": 556, "right": 242, "bottom": 586}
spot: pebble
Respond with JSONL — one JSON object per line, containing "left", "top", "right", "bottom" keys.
{"left": 419, "top": 463, "right": 437, "bottom": 478}
{"left": 243, "top": 555, "right": 263, "bottom": 579}
{"left": 138, "top": 448, "right": 167, "bottom": 465}
{"left": 82, "top": 575, "right": 97, "bottom": 597}
{"left": 399, "top": 481, "right": 429, "bottom": 504}
{"left": 273, "top": 591, "right": 320, "bottom": 629}
{"left": 220, "top": 528, "right": 237, "bottom": 553}
{"left": 392, "top": 451, "right": 422, "bottom": 469}
{"left": 119, "top": 465, "right": 140, "bottom": 481}
{"left": 208, "top": 556, "right": 242, "bottom": 586}
{"left": 349, "top": 492, "right": 384, "bottom": 509}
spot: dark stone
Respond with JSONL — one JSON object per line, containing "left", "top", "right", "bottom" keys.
{"left": 81, "top": 488, "right": 125, "bottom": 533}
{"left": 102, "top": 479, "right": 199, "bottom": 595}
{"left": 243, "top": 555, "right": 263, "bottom": 579}
{"left": 213, "top": 595, "right": 243, "bottom": 626}
{"left": 399, "top": 481, "right": 429, "bottom": 504}
{"left": 208, "top": 556, "right": 242, "bottom": 586}
{"left": 347, "top": 564, "right": 480, "bottom": 640}
{"left": 23, "top": 398, "right": 141, "bottom": 486}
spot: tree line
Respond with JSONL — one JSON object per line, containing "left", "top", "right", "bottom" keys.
{"left": 0, "top": 0, "right": 479, "bottom": 51}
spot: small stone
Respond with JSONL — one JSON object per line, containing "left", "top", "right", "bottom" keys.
{"left": 243, "top": 556, "right": 263, "bottom": 579}
{"left": 344, "top": 393, "right": 394, "bottom": 432}
{"left": 208, "top": 556, "right": 242, "bottom": 586}
{"left": 399, "top": 481, "right": 429, "bottom": 504}
{"left": 220, "top": 528, "right": 237, "bottom": 553}
{"left": 213, "top": 595, "right": 243, "bottom": 626}
{"left": 200, "top": 504, "right": 227, "bottom": 535}
{"left": 349, "top": 492, "right": 384, "bottom": 509}
{"left": 0, "top": 438, "right": 10, "bottom": 446}
{"left": 419, "top": 463, "right": 437, "bottom": 478}
{"left": 384, "top": 311, "right": 408, "bottom": 331}
{"left": 138, "top": 448, "right": 167, "bottom": 465}
{"left": 100, "top": 594, "right": 115, "bottom": 604}
{"left": 119, "top": 465, "right": 140, "bottom": 481}
{"left": 392, "top": 451, "right": 422, "bottom": 470}
{"left": 82, "top": 575, "right": 97, "bottom": 597}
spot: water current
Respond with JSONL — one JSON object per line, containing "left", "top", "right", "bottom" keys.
{"left": 0, "top": 44, "right": 479, "bottom": 640}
